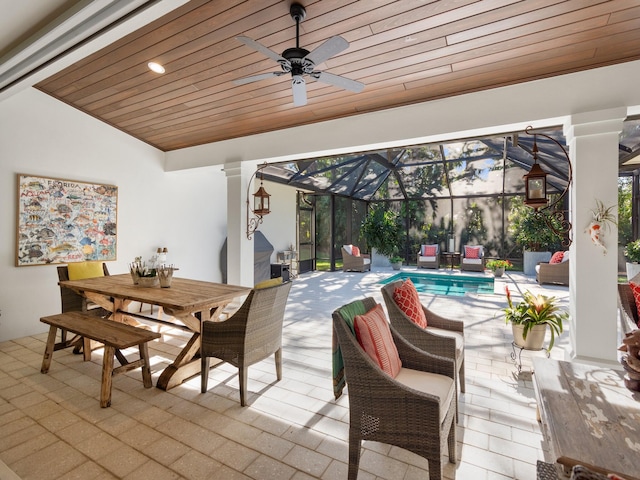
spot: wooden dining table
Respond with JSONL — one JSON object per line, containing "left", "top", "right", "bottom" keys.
{"left": 59, "top": 273, "right": 251, "bottom": 390}
{"left": 533, "top": 357, "right": 640, "bottom": 479}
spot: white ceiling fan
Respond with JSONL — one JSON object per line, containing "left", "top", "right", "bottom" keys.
{"left": 234, "top": 2, "right": 364, "bottom": 107}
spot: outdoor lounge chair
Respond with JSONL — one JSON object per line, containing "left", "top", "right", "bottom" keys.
{"left": 536, "top": 257, "right": 569, "bottom": 286}
{"left": 536, "top": 461, "right": 622, "bottom": 480}
{"left": 332, "top": 297, "right": 457, "bottom": 480}
{"left": 200, "top": 280, "right": 291, "bottom": 406}
{"left": 341, "top": 244, "right": 371, "bottom": 272}
{"left": 417, "top": 244, "right": 440, "bottom": 269}
{"left": 381, "top": 280, "right": 465, "bottom": 394}
{"left": 460, "top": 245, "right": 485, "bottom": 272}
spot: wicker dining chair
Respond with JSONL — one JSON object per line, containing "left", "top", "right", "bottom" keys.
{"left": 381, "top": 280, "right": 465, "bottom": 394}
{"left": 57, "top": 263, "right": 111, "bottom": 316}
{"left": 333, "top": 297, "right": 457, "bottom": 480}
{"left": 57, "top": 263, "right": 112, "bottom": 358}
{"left": 200, "top": 280, "right": 292, "bottom": 406}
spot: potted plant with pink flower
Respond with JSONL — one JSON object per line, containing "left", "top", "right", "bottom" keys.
{"left": 503, "top": 286, "right": 567, "bottom": 351}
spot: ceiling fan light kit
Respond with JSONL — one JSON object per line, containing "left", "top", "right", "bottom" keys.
{"left": 234, "top": 2, "right": 364, "bottom": 106}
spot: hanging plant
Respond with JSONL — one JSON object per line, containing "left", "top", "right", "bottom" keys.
{"left": 585, "top": 200, "right": 616, "bottom": 255}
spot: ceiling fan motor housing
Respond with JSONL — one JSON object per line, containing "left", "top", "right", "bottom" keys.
{"left": 282, "top": 47, "right": 314, "bottom": 74}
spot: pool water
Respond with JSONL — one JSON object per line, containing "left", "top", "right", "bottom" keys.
{"left": 380, "top": 272, "right": 494, "bottom": 296}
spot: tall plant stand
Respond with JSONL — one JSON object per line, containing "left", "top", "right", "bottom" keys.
{"left": 510, "top": 342, "right": 549, "bottom": 373}
{"left": 510, "top": 323, "right": 550, "bottom": 372}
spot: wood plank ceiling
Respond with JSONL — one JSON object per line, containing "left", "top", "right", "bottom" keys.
{"left": 35, "top": 0, "right": 640, "bottom": 152}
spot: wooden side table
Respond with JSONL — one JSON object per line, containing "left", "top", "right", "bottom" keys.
{"left": 441, "top": 252, "right": 461, "bottom": 270}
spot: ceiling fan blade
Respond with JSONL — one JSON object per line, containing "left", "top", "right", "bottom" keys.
{"left": 304, "top": 36, "right": 349, "bottom": 67}
{"left": 311, "top": 71, "right": 364, "bottom": 93}
{"left": 236, "top": 35, "right": 287, "bottom": 63}
{"left": 292, "top": 75, "right": 307, "bottom": 106}
{"left": 234, "top": 71, "right": 284, "bottom": 86}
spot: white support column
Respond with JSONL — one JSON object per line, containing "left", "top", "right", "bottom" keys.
{"left": 564, "top": 107, "right": 626, "bottom": 366}
{"left": 224, "top": 161, "right": 254, "bottom": 287}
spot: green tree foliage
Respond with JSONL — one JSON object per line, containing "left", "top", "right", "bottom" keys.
{"left": 361, "top": 205, "right": 402, "bottom": 257}
{"left": 508, "top": 197, "right": 564, "bottom": 251}
{"left": 460, "top": 201, "right": 488, "bottom": 246}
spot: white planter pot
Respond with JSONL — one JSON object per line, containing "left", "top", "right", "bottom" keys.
{"left": 627, "top": 262, "right": 640, "bottom": 282}
{"left": 523, "top": 251, "right": 552, "bottom": 276}
{"left": 512, "top": 324, "right": 547, "bottom": 351}
{"left": 371, "top": 248, "right": 391, "bottom": 268}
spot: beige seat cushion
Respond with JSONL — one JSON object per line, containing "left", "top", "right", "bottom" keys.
{"left": 461, "top": 258, "right": 482, "bottom": 265}
{"left": 418, "top": 256, "right": 437, "bottom": 262}
{"left": 395, "top": 368, "right": 455, "bottom": 423}
{"left": 425, "top": 327, "right": 464, "bottom": 360}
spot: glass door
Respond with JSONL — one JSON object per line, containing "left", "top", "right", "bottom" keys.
{"left": 297, "top": 192, "right": 315, "bottom": 273}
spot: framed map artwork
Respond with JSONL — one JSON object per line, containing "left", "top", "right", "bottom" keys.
{"left": 16, "top": 174, "right": 118, "bottom": 266}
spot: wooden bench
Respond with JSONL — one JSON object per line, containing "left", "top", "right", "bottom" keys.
{"left": 40, "top": 312, "right": 161, "bottom": 407}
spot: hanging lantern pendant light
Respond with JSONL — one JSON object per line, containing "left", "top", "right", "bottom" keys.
{"left": 253, "top": 175, "right": 270, "bottom": 216}
{"left": 523, "top": 135, "right": 549, "bottom": 210}
{"left": 247, "top": 165, "right": 271, "bottom": 239}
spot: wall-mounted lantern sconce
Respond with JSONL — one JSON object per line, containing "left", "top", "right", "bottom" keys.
{"left": 247, "top": 163, "right": 271, "bottom": 240}
{"left": 522, "top": 126, "right": 573, "bottom": 246}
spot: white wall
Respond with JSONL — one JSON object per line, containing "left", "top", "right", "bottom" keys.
{"left": 257, "top": 180, "right": 297, "bottom": 264}
{"left": 0, "top": 89, "right": 228, "bottom": 341}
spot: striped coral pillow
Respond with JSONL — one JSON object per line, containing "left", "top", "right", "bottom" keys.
{"left": 351, "top": 245, "right": 360, "bottom": 256}
{"left": 354, "top": 304, "right": 402, "bottom": 377}
{"left": 393, "top": 278, "right": 427, "bottom": 328}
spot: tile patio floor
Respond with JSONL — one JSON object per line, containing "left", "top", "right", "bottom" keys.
{"left": 0, "top": 268, "right": 571, "bottom": 480}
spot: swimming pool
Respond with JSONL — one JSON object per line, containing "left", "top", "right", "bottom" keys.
{"left": 379, "top": 272, "right": 495, "bottom": 296}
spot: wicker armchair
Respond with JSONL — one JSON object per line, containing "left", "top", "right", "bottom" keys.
{"left": 200, "top": 281, "right": 292, "bottom": 406}
{"left": 460, "top": 245, "right": 485, "bottom": 272}
{"left": 536, "top": 259, "right": 569, "bottom": 286}
{"left": 333, "top": 297, "right": 457, "bottom": 480}
{"left": 618, "top": 283, "right": 639, "bottom": 334}
{"left": 381, "top": 280, "right": 465, "bottom": 393}
{"left": 536, "top": 461, "right": 620, "bottom": 480}
{"left": 417, "top": 244, "right": 440, "bottom": 269}
{"left": 342, "top": 246, "right": 371, "bottom": 272}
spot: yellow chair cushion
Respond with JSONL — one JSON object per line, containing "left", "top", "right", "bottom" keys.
{"left": 67, "top": 261, "right": 105, "bottom": 280}
{"left": 255, "top": 277, "right": 283, "bottom": 289}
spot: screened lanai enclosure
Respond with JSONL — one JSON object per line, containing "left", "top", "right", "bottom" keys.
{"left": 262, "top": 120, "right": 640, "bottom": 272}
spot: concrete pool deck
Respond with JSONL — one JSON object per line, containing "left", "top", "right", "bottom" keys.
{"left": 0, "top": 266, "right": 572, "bottom": 479}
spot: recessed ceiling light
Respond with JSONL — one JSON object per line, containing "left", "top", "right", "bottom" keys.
{"left": 148, "top": 62, "right": 165, "bottom": 74}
